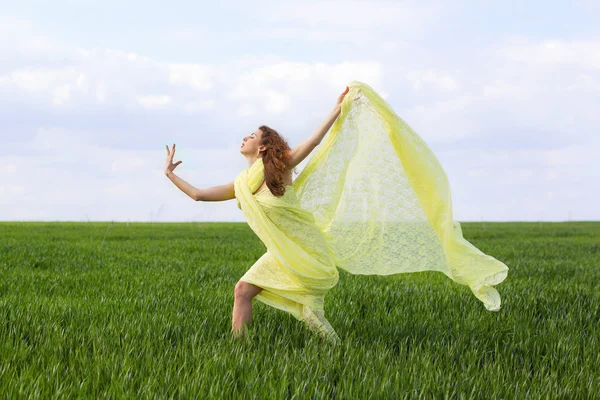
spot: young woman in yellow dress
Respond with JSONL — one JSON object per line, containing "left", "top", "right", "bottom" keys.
{"left": 165, "top": 87, "right": 351, "bottom": 343}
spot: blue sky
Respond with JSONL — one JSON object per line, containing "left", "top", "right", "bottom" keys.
{"left": 1, "top": 0, "right": 598, "bottom": 222}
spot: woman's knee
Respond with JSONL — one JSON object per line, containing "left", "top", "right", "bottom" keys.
{"left": 234, "top": 281, "right": 263, "bottom": 301}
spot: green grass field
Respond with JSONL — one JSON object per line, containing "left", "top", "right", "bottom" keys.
{"left": 1, "top": 221, "right": 598, "bottom": 398}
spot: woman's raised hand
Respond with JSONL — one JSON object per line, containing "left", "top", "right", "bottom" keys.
{"left": 164, "top": 143, "right": 183, "bottom": 176}
{"left": 335, "top": 86, "right": 350, "bottom": 108}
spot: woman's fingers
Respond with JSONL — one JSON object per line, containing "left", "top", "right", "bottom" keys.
{"left": 165, "top": 144, "right": 177, "bottom": 159}
{"left": 336, "top": 86, "right": 350, "bottom": 105}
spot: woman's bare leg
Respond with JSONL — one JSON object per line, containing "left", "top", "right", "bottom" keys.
{"left": 232, "top": 281, "right": 263, "bottom": 341}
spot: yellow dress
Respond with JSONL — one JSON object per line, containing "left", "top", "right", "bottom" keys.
{"left": 234, "top": 163, "right": 341, "bottom": 343}
{"left": 234, "top": 80, "right": 509, "bottom": 344}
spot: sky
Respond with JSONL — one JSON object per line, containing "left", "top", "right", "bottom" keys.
{"left": 1, "top": 0, "right": 598, "bottom": 222}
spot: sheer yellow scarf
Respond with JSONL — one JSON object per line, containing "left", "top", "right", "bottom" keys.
{"left": 290, "top": 80, "right": 508, "bottom": 311}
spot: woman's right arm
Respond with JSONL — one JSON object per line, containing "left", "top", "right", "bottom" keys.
{"left": 196, "top": 181, "right": 235, "bottom": 202}
{"left": 165, "top": 143, "right": 234, "bottom": 202}
{"left": 165, "top": 171, "right": 201, "bottom": 201}
{"left": 166, "top": 172, "right": 236, "bottom": 202}
{"left": 165, "top": 171, "right": 236, "bottom": 202}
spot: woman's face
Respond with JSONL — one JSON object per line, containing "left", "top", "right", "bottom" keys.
{"left": 240, "top": 129, "right": 264, "bottom": 155}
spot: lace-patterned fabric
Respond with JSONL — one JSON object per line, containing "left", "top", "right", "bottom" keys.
{"left": 293, "top": 81, "right": 508, "bottom": 311}
{"left": 234, "top": 80, "right": 509, "bottom": 343}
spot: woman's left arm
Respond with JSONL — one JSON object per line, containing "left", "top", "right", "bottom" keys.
{"left": 285, "top": 87, "right": 350, "bottom": 170}
{"left": 307, "top": 86, "right": 349, "bottom": 145}
{"left": 308, "top": 105, "right": 342, "bottom": 145}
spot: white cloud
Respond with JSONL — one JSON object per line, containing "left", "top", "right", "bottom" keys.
{"left": 406, "top": 69, "right": 459, "bottom": 91}
{"left": 137, "top": 94, "right": 172, "bottom": 108}
{"left": 4, "top": 67, "right": 83, "bottom": 102}
{"left": 264, "top": 90, "right": 290, "bottom": 114}
{"left": 226, "top": 61, "right": 384, "bottom": 117}
{"left": 483, "top": 80, "right": 523, "bottom": 97}
{"left": 168, "top": 64, "right": 213, "bottom": 91}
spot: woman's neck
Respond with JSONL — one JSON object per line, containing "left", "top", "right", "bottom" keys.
{"left": 247, "top": 155, "right": 261, "bottom": 168}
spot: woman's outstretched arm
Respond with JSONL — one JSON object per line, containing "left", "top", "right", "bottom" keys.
{"left": 165, "top": 170, "right": 201, "bottom": 201}
{"left": 164, "top": 144, "right": 235, "bottom": 202}
{"left": 310, "top": 86, "right": 349, "bottom": 144}
{"left": 286, "top": 107, "right": 339, "bottom": 170}
{"left": 196, "top": 181, "right": 235, "bottom": 202}
{"left": 286, "top": 86, "right": 349, "bottom": 170}
{"left": 166, "top": 172, "right": 235, "bottom": 202}
{"left": 309, "top": 104, "right": 341, "bottom": 145}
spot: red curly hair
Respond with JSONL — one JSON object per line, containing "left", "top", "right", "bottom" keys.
{"left": 258, "top": 125, "right": 298, "bottom": 197}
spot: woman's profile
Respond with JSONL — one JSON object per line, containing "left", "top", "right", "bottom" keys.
{"left": 165, "top": 81, "right": 509, "bottom": 344}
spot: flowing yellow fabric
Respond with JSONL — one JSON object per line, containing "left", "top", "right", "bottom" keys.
{"left": 234, "top": 80, "right": 508, "bottom": 343}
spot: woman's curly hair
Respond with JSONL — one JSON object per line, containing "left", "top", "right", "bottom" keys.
{"left": 258, "top": 125, "right": 298, "bottom": 197}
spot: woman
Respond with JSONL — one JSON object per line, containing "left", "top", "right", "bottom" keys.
{"left": 165, "top": 86, "right": 351, "bottom": 343}
{"left": 165, "top": 81, "right": 509, "bottom": 344}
